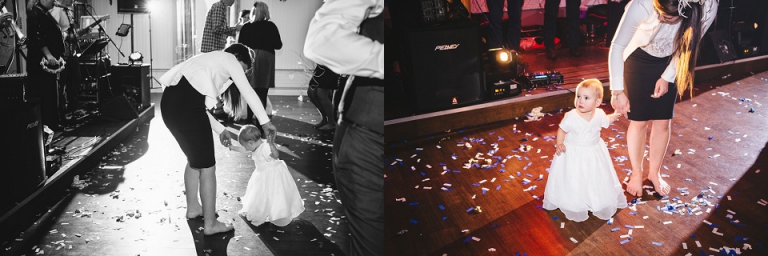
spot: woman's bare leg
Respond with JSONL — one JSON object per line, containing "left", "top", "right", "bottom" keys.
{"left": 647, "top": 119, "right": 672, "bottom": 196}
{"left": 199, "top": 165, "right": 233, "bottom": 235}
{"left": 184, "top": 163, "right": 203, "bottom": 218}
{"left": 626, "top": 120, "right": 648, "bottom": 196}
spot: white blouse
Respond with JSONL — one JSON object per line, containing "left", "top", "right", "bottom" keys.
{"left": 159, "top": 51, "right": 269, "bottom": 133}
{"left": 303, "top": 0, "right": 384, "bottom": 80}
{"left": 608, "top": 0, "right": 718, "bottom": 90}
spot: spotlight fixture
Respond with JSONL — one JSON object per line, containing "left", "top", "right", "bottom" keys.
{"left": 128, "top": 51, "right": 143, "bottom": 65}
{"left": 483, "top": 48, "right": 520, "bottom": 100}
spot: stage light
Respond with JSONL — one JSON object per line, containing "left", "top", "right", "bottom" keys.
{"left": 488, "top": 48, "right": 513, "bottom": 64}
{"left": 146, "top": 0, "right": 157, "bottom": 13}
{"left": 129, "top": 51, "right": 143, "bottom": 65}
{"left": 497, "top": 50, "right": 511, "bottom": 64}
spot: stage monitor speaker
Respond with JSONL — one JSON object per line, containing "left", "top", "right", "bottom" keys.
{"left": 111, "top": 64, "right": 151, "bottom": 111}
{"left": 699, "top": 29, "right": 737, "bottom": 65}
{"left": 0, "top": 99, "right": 46, "bottom": 209}
{"left": 100, "top": 95, "right": 139, "bottom": 121}
{"left": 401, "top": 21, "right": 484, "bottom": 113}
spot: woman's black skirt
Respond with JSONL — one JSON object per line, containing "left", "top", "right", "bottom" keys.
{"left": 161, "top": 77, "right": 215, "bottom": 169}
{"left": 624, "top": 48, "right": 678, "bottom": 121}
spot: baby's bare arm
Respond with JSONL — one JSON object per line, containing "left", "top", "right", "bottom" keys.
{"left": 268, "top": 142, "right": 279, "bottom": 159}
{"left": 228, "top": 145, "right": 248, "bottom": 153}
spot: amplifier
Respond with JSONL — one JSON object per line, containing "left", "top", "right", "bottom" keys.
{"left": 521, "top": 71, "right": 564, "bottom": 88}
{"left": 487, "top": 78, "right": 522, "bottom": 99}
{"left": 738, "top": 45, "right": 761, "bottom": 58}
{"left": 0, "top": 73, "right": 27, "bottom": 102}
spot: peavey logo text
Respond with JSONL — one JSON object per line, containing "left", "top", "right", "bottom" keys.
{"left": 434, "top": 44, "right": 460, "bottom": 51}
{"left": 27, "top": 120, "right": 39, "bottom": 129}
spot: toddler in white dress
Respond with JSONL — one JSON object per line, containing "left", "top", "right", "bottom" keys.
{"left": 230, "top": 125, "right": 305, "bottom": 226}
{"left": 542, "top": 79, "right": 626, "bottom": 222}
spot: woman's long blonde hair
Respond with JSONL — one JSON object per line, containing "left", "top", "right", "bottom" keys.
{"left": 655, "top": 0, "right": 705, "bottom": 98}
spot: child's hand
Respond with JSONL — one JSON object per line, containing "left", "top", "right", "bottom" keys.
{"left": 608, "top": 112, "right": 622, "bottom": 123}
{"left": 555, "top": 143, "right": 566, "bottom": 155}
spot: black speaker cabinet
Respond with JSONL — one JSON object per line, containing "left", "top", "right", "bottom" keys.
{"left": 401, "top": 21, "right": 484, "bottom": 113}
{"left": 699, "top": 30, "right": 737, "bottom": 65}
{"left": 111, "top": 64, "right": 151, "bottom": 111}
{"left": 0, "top": 98, "right": 46, "bottom": 210}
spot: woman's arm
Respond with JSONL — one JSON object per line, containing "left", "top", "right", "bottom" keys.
{"left": 271, "top": 22, "right": 283, "bottom": 50}
{"left": 608, "top": 0, "right": 652, "bottom": 91}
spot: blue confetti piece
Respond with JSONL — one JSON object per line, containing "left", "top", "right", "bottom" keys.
{"left": 709, "top": 136, "right": 714, "bottom": 141}
{"left": 553, "top": 216, "right": 559, "bottom": 220}
{"left": 624, "top": 225, "right": 634, "bottom": 229}
{"left": 500, "top": 169, "right": 506, "bottom": 173}
{"left": 439, "top": 162, "right": 447, "bottom": 166}
{"left": 491, "top": 224, "right": 501, "bottom": 229}
{"left": 410, "top": 219, "right": 418, "bottom": 224}
{"left": 620, "top": 239, "right": 630, "bottom": 245}
{"left": 611, "top": 227, "right": 620, "bottom": 232}
{"left": 463, "top": 236, "right": 472, "bottom": 243}
{"left": 523, "top": 166, "right": 529, "bottom": 171}
{"left": 496, "top": 185, "right": 501, "bottom": 190}
{"left": 442, "top": 216, "right": 447, "bottom": 221}
{"left": 409, "top": 202, "right": 419, "bottom": 206}
{"left": 472, "top": 183, "right": 480, "bottom": 187}
{"left": 466, "top": 207, "right": 474, "bottom": 212}
{"left": 482, "top": 189, "right": 487, "bottom": 195}
{"left": 453, "top": 170, "right": 460, "bottom": 173}
{"left": 439, "top": 205, "right": 445, "bottom": 210}
{"left": 691, "top": 234, "right": 695, "bottom": 238}
{"left": 420, "top": 172, "right": 426, "bottom": 176}
{"left": 651, "top": 241, "right": 662, "bottom": 246}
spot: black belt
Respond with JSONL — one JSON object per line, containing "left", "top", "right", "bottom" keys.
{"left": 350, "top": 76, "right": 384, "bottom": 87}
{"left": 341, "top": 118, "right": 383, "bottom": 137}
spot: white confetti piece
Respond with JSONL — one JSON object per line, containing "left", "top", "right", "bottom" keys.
{"left": 570, "top": 237, "right": 578, "bottom": 243}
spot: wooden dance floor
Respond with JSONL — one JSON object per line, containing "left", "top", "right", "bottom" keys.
{"left": 385, "top": 65, "right": 768, "bottom": 254}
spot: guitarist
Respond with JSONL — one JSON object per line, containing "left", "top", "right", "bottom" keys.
{"left": 51, "top": 0, "right": 81, "bottom": 115}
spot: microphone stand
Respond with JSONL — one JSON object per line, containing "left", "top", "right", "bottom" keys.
{"left": 81, "top": 4, "right": 120, "bottom": 99}
{"left": 81, "top": 4, "right": 124, "bottom": 58}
